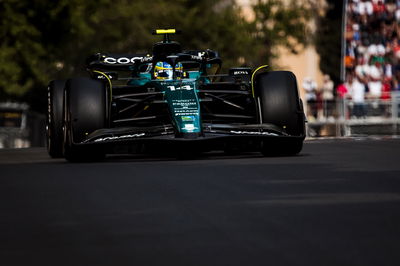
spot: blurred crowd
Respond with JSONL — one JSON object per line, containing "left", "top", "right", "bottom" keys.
{"left": 305, "top": 0, "right": 400, "bottom": 121}
{"left": 303, "top": 75, "right": 335, "bottom": 122}
{"left": 342, "top": 0, "right": 400, "bottom": 117}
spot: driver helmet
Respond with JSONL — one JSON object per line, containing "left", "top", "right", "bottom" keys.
{"left": 154, "top": 61, "right": 183, "bottom": 80}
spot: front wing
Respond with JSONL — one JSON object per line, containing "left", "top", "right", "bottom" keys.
{"left": 73, "top": 123, "right": 305, "bottom": 153}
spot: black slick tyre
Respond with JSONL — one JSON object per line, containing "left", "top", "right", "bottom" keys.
{"left": 46, "top": 80, "right": 65, "bottom": 158}
{"left": 63, "top": 77, "right": 107, "bottom": 162}
{"left": 254, "top": 71, "right": 305, "bottom": 156}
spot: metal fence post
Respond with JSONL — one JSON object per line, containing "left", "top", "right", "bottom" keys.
{"left": 392, "top": 91, "right": 399, "bottom": 134}
{"left": 343, "top": 97, "right": 351, "bottom": 136}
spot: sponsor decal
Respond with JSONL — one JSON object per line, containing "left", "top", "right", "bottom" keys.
{"left": 191, "top": 55, "right": 202, "bottom": 61}
{"left": 103, "top": 56, "right": 152, "bottom": 64}
{"left": 94, "top": 133, "right": 145, "bottom": 142}
{"left": 233, "top": 71, "right": 249, "bottom": 75}
{"left": 141, "top": 56, "right": 153, "bottom": 62}
{"left": 167, "top": 85, "right": 193, "bottom": 91}
{"left": 96, "top": 75, "right": 107, "bottom": 80}
{"left": 47, "top": 87, "right": 51, "bottom": 124}
{"left": 230, "top": 130, "right": 278, "bottom": 136}
{"left": 181, "top": 116, "right": 195, "bottom": 122}
{"left": 183, "top": 124, "right": 196, "bottom": 132}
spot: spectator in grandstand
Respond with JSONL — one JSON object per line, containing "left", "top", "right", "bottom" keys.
{"left": 355, "top": 57, "right": 370, "bottom": 83}
{"left": 373, "top": 0, "right": 387, "bottom": 19}
{"left": 396, "top": 2, "right": 400, "bottom": 21}
{"left": 381, "top": 77, "right": 392, "bottom": 99}
{"left": 392, "top": 37, "right": 400, "bottom": 59}
{"left": 336, "top": 82, "right": 349, "bottom": 119}
{"left": 357, "top": 41, "right": 369, "bottom": 61}
{"left": 367, "top": 61, "right": 383, "bottom": 99}
{"left": 353, "top": 23, "right": 362, "bottom": 43}
{"left": 367, "top": 44, "right": 379, "bottom": 62}
{"left": 337, "top": 83, "right": 348, "bottom": 99}
{"left": 357, "top": 0, "right": 374, "bottom": 17}
{"left": 393, "top": 69, "right": 400, "bottom": 90}
{"left": 384, "top": 61, "right": 393, "bottom": 79}
{"left": 370, "top": 44, "right": 386, "bottom": 64}
{"left": 347, "top": 76, "right": 367, "bottom": 118}
{"left": 303, "top": 77, "right": 318, "bottom": 121}
{"left": 381, "top": 76, "right": 393, "bottom": 116}
{"left": 386, "top": 0, "right": 397, "bottom": 15}
{"left": 321, "top": 75, "right": 335, "bottom": 120}
{"left": 316, "top": 86, "right": 324, "bottom": 121}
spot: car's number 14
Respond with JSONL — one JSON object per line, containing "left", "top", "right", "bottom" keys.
{"left": 167, "top": 85, "right": 193, "bottom": 91}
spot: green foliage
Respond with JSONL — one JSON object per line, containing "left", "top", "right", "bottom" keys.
{"left": 250, "top": 0, "right": 312, "bottom": 66}
{"left": 0, "top": 0, "right": 44, "bottom": 96}
{"left": 0, "top": 0, "right": 312, "bottom": 112}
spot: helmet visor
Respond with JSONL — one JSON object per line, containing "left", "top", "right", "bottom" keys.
{"left": 155, "top": 62, "right": 183, "bottom": 80}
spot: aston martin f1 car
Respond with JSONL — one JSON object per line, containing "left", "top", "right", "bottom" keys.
{"left": 47, "top": 29, "right": 306, "bottom": 161}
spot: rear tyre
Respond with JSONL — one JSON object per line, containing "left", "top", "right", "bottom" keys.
{"left": 254, "top": 71, "right": 305, "bottom": 156}
{"left": 63, "top": 77, "right": 108, "bottom": 162}
{"left": 47, "top": 80, "right": 65, "bottom": 158}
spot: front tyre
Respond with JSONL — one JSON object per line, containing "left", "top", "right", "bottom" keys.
{"left": 63, "top": 77, "right": 108, "bottom": 162}
{"left": 254, "top": 71, "right": 305, "bottom": 156}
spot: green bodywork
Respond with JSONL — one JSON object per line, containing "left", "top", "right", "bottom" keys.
{"left": 153, "top": 79, "right": 202, "bottom": 134}
{"left": 126, "top": 64, "right": 210, "bottom": 135}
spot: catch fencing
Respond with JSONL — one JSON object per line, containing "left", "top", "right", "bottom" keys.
{"left": 306, "top": 91, "right": 400, "bottom": 137}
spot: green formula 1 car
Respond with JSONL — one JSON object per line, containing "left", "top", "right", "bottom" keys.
{"left": 46, "top": 29, "right": 306, "bottom": 161}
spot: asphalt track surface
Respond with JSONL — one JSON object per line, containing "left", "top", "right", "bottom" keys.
{"left": 1, "top": 139, "right": 400, "bottom": 266}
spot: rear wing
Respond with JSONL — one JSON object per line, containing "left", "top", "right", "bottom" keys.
{"left": 86, "top": 29, "right": 222, "bottom": 71}
{"left": 86, "top": 53, "right": 152, "bottom": 70}
{"left": 86, "top": 50, "right": 221, "bottom": 70}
